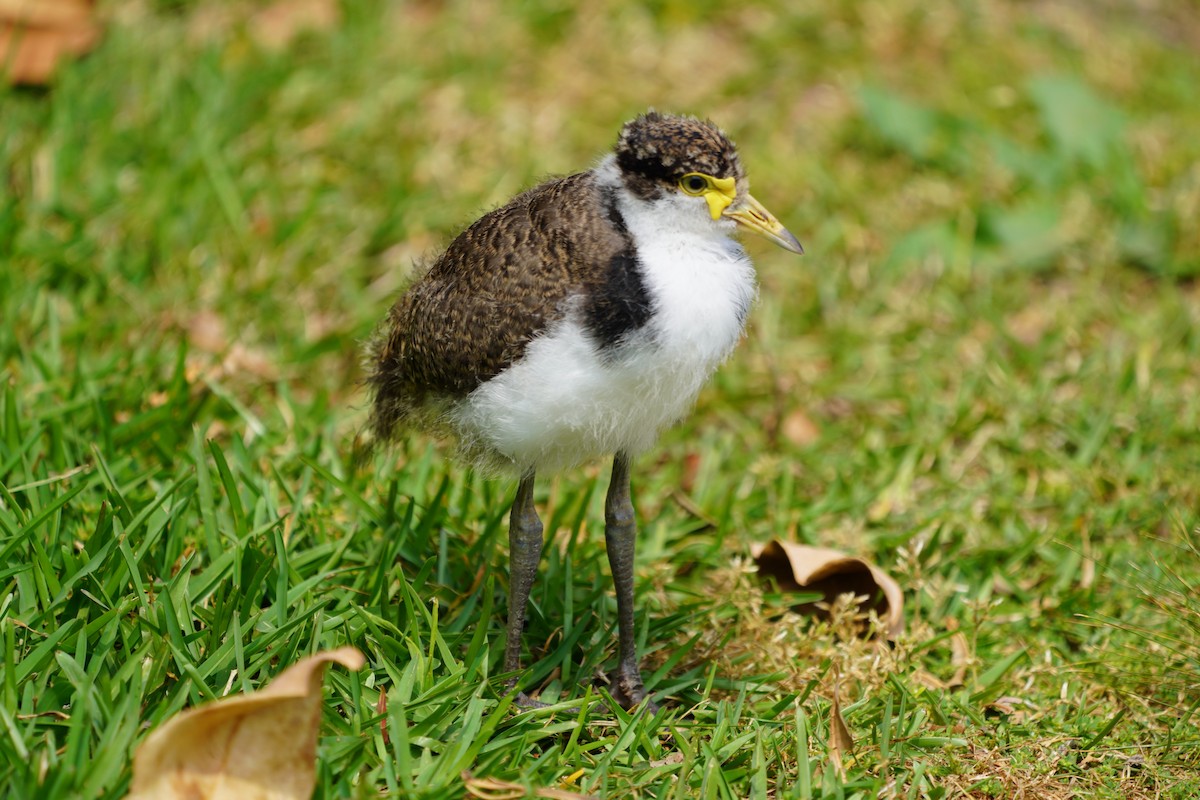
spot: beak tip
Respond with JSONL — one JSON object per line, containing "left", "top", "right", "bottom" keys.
{"left": 725, "top": 194, "right": 804, "bottom": 254}
{"left": 781, "top": 231, "right": 804, "bottom": 255}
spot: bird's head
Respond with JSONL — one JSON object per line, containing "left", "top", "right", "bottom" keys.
{"left": 614, "top": 111, "right": 803, "bottom": 254}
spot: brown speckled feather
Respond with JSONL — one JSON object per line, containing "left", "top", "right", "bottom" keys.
{"left": 367, "top": 171, "right": 630, "bottom": 441}
{"left": 615, "top": 111, "right": 743, "bottom": 198}
{"left": 366, "top": 111, "right": 750, "bottom": 446}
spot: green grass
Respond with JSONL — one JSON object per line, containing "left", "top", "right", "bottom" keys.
{"left": 3, "top": 1, "right": 1200, "bottom": 797}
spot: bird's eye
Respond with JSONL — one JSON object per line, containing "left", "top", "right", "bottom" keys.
{"left": 680, "top": 174, "right": 709, "bottom": 195}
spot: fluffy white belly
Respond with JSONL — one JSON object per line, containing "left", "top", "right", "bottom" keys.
{"left": 452, "top": 238, "right": 756, "bottom": 474}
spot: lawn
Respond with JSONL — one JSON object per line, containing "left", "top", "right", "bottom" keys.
{"left": 2, "top": 1, "right": 1199, "bottom": 797}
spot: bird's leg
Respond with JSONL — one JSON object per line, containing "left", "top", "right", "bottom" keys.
{"left": 505, "top": 472, "right": 546, "bottom": 707}
{"left": 604, "top": 452, "right": 654, "bottom": 710}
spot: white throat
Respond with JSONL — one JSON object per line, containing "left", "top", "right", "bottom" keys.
{"left": 594, "top": 155, "right": 757, "bottom": 360}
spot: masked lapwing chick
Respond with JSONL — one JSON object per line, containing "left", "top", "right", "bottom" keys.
{"left": 366, "top": 111, "right": 803, "bottom": 710}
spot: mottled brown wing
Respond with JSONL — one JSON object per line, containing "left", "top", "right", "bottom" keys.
{"left": 367, "top": 171, "right": 628, "bottom": 440}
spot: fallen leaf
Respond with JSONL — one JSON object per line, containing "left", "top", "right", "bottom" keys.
{"left": 751, "top": 540, "right": 904, "bottom": 639}
{"left": 985, "top": 696, "right": 1025, "bottom": 716}
{"left": 126, "top": 647, "right": 365, "bottom": 800}
{"left": 0, "top": 0, "right": 100, "bottom": 85}
{"left": 250, "top": 0, "right": 339, "bottom": 51}
{"left": 827, "top": 671, "right": 854, "bottom": 777}
{"left": 911, "top": 668, "right": 949, "bottom": 690}
{"left": 985, "top": 696, "right": 1035, "bottom": 725}
{"left": 0, "top": 0, "right": 87, "bottom": 25}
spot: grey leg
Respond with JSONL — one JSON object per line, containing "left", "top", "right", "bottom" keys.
{"left": 605, "top": 452, "right": 652, "bottom": 709}
{"left": 505, "top": 473, "right": 545, "bottom": 706}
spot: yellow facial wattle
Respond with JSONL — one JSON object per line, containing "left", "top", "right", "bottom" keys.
{"left": 678, "top": 172, "right": 737, "bottom": 220}
{"left": 677, "top": 172, "right": 803, "bottom": 253}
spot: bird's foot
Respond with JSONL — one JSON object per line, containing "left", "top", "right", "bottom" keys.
{"left": 609, "top": 666, "right": 658, "bottom": 713}
{"left": 514, "top": 691, "right": 552, "bottom": 710}
{"left": 504, "top": 679, "right": 577, "bottom": 713}
{"left": 511, "top": 690, "right": 583, "bottom": 715}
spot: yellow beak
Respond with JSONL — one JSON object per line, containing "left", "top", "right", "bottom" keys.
{"left": 724, "top": 193, "right": 804, "bottom": 254}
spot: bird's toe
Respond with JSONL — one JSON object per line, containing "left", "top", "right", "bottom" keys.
{"left": 610, "top": 667, "right": 657, "bottom": 713}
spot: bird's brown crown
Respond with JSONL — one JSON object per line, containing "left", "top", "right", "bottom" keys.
{"left": 614, "top": 111, "right": 744, "bottom": 198}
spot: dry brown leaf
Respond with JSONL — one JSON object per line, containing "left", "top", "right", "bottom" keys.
{"left": 986, "top": 696, "right": 1020, "bottom": 716}
{"left": 126, "top": 647, "right": 365, "bottom": 800}
{"left": 827, "top": 672, "right": 854, "bottom": 777}
{"left": 0, "top": 0, "right": 99, "bottom": 85}
{"left": 250, "top": 0, "right": 339, "bottom": 51}
{"left": 911, "top": 668, "right": 948, "bottom": 691}
{"left": 751, "top": 540, "right": 905, "bottom": 639}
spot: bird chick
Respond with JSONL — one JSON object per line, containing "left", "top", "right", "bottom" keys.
{"left": 367, "top": 111, "right": 802, "bottom": 709}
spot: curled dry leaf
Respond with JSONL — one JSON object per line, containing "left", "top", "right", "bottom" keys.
{"left": 985, "top": 696, "right": 1034, "bottom": 722}
{"left": 827, "top": 672, "right": 854, "bottom": 777}
{"left": 126, "top": 647, "right": 365, "bottom": 800}
{"left": 0, "top": 0, "right": 100, "bottom": 85}
{"left": 751, "top": 540, "right": 904, "bottom": 639}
